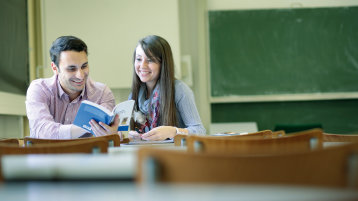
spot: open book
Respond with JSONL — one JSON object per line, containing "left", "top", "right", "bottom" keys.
{"left": 73, "top": 100, "right": 135, "bottom": 134}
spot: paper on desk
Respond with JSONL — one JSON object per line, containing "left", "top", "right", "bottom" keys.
{"left": 125, "top": 138, "right": 174, "bottom": 145}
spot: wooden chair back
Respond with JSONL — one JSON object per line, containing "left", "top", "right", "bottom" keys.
{"left": 24, "top": 134, "right": 120, "bottom": 147}
{"left": 0, "top": 140, "right": 108, "bottom": 155}
{"left": 174, "top": 130, "right": 279, "bottom": 146}
{"left": 0, "top": 138, "right": 19, "bottom": 145}
{"left": 218, "top": 130, "right": 277, "bottom": 140}
{"left": 234, "top": 130, "right": 274, "bottom": 138}
{"left": 186, "top": 128, "right": 323, "bottom": 155}
{"left": 323, "top": 133, "right": 358, "bottom": 142}
{"left": 272, "top": 130, "right": 286, "bottom": 138}
{"left": 174, "top": 134, "right": 187, "bottom": 146}
{"left": 121, "top": 138, "right": 130, "bottom": 144}
{"left": 137, "top": 142, "right": 358, "bottom": 188}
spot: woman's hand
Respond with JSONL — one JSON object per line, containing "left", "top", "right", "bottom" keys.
{"left": 141, "top": 126, "right": 177, "bottom": 141}
{"left": 128, "top": 130, "right": 142, "bottom": 141}
{"left": 89, "top": 114, "right": 120, "bottom": 137}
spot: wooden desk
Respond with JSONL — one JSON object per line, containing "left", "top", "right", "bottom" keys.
{"left": 0, "top": 181, "right": 357, "bottom": 201}
{"left": 323, "top": 142, "right": 352, "bottom": 148}
{"left": 1, "top": 143, "right": 182, "bottom": 181}
{"left": 2, "top": 153, "right": 135, "bottom": 180}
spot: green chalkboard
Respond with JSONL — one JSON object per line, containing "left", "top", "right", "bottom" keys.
{"left": 212, "top": 99, "right": 358, "bottom": 134}
{"left": 0, "top": 0, "right": 29, "bottom": 95}
{"left": 209, "top": 7, "right": 358, "bottom": 97}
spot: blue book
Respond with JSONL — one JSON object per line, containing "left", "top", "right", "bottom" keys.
{"left": 73, "top": 100, "right": 135, "bottom": 134}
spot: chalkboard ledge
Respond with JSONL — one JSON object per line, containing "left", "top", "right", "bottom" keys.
{"left": 210, "top": 92, "right": 358, "bottom": 103}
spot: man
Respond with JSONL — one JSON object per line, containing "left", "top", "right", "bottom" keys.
{"left": 26, "top": 36, "right": 119, "bottom": 139}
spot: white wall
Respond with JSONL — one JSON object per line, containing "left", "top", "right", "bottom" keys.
{"left": 178, "top": 0, "right": 211, "bottom": 133}
{"left": 41, "top": 0, "right": 181, "bottom": 89}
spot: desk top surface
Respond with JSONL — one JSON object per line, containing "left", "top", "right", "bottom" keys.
{"left": 0, "top": 181, "right": 357, "bottom": 201}
{"left": 1, "top": 143, "right": 185, "bottom": 181}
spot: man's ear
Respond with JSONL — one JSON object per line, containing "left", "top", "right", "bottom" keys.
{"left": 51, "top": 62, "right": 59, "bottom": 75}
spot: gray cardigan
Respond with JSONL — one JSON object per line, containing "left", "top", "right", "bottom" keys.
{"left": 129, "top": 80, "right": 206, "bottom": 135}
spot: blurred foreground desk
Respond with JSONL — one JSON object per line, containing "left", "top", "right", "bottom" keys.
{"left": 1, "top": 143, "right": 182, "bottom": 181}
{"left": 0, "top": 181, "right": 357, "bottom": 201}
{"left": 2, "top": 153, "right": 135, "bottom": 180}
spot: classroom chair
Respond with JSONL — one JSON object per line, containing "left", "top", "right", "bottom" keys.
{"left": 137, "top": 142, "right": 358, "bottom": 189}
{"left": 323, "top": 133, "right": 358, "bottom": 142}
{"left": 0, "top": 139, "right": 108, "bottom": 155}
{"left": 323, "top": 133, "right": 358, "bottom": 148}
{"left": 0, "top": 138, "right": 19, "bottom": 145}
{"left": 225, "top": 130, "right": 278, "bottom": 139}
{"left": 174, "top": 134, "right": 187, "bottom": 146}
{"left": 186, "top": 128, "right": 323, "bottom": 155}
{"left": 24, "top": 134, "right": 121, "bottom": 147}
{"left": 121, "top": 138, "right": 130, "bottom": 144}
{"left": 272, "top": 130, "right": 286, "bottom": 138}
{"left": 274, "top": 123, "right": 322, "bottom": 133}
{"left": 174, "top": 130, "right": 279, "bottom": 147}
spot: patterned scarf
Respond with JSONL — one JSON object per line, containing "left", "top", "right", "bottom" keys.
{"left": 135, "top": 83, "right": 160, "bottom": 133}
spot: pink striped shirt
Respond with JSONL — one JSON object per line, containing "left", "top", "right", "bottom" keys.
{"left": 25, "top": 75, "right": 115, "bottom": 139}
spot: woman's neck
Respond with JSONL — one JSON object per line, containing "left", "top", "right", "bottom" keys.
{"left": 145, "top": 81, "right": 158, "bottom": 98}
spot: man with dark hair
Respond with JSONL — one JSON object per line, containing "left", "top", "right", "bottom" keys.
{"left": 26, "top": 36, "right": 119, "bottom": 139}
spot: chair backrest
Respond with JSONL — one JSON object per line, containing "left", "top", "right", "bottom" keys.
{"left": 186, "top": 128, "right": 323, "bottom": 155}
{"left": 24, "top": 134, "right": 120, "bottom": 147}
{"left": 219, "top": 130, "right": 276, "bottom": 140}
{"left": 272, "top": 130, "right": 286, "bottom": 138}
{"left": 174, "top": 130, "right": 278, "bottom": 147}
{"left": 121, "top": 138, "right": 130, "bottom": 144}
{"left": 0, "top": 140, "right": 108, "bottom": 155}
{"left": 323, "top": 133, "right": 358, "bottom": 142}
{"left": 137, "top": 142, "right": 358, "bottom": 188}
{"left": 174, "top": 134, "right": 187, "bottom": 146}
{"left": 0, "top": 138, "right": 19, "bottom": 145}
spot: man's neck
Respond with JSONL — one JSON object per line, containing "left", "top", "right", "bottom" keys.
{"left": 68, "top": 92, "right": 81, "bottom": 102}
{"left": 60, "top": 85, "right": 82, "bottom": 102}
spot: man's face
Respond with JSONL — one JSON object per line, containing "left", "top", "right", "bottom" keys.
{"left": 52, "top": 51, "right": 89, "bottom": 98}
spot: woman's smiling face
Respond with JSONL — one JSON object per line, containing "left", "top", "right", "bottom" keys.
{"left": 134, "top": 45, "right": 161, "bottom": 90}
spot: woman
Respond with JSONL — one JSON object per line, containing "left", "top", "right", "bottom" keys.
{"left": 129, "top": 35, "right": 206, "bottom": 141}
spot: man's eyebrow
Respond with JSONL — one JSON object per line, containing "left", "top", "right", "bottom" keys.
{"left": 82, "top": 62, "right": 88, "bottom": 66}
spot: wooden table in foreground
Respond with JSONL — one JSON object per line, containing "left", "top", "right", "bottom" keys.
{"left": 1, "top": 143, "right": 182, "bottom": 181}
{"left": 0, "top": 181, "right": 357, "bottom": 201}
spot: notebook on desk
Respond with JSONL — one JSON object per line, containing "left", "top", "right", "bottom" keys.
{"left": 210, "top": 132, "right": 247, "bottom": 136}
{"left": 125, "top": 139, "right": 174, "bottom": 145}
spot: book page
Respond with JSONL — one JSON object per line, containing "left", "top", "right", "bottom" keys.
{"left": 112, "top": 100, "right": 135, "bottom": 126}
{"left": 81, "top": 100, "right": 112, "bottom": 116}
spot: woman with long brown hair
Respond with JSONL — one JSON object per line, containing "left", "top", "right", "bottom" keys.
{"left": 129, "top": 35, "right": 205, "bottom": 141}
